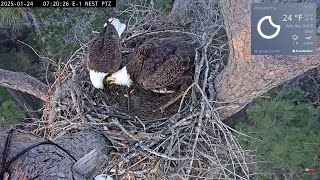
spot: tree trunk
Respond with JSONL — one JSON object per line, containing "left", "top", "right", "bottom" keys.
{"left": 169, "top": 0, "right": 191, "bottom": 18}
{"left": 0, "top": 127, "right": 111, "bottom": 180}
{"left": 215, "top": 0, "right": 320, "bottom": 119}
{"left": 0, "top": 68, "right": 49, "bottom": 101}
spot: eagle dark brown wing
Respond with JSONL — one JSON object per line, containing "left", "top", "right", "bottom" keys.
{"left": 88, "top": 22, "right": 122, "bottom": 74}
{"left": 127, "top": 37, "right": 198, "bottom": 91}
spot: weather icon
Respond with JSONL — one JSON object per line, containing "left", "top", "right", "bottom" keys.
{"left": 257, "top": 16, "right": 281, "bottom": 39}
{"left": 292, "top": 35, "right": 299, "bottom": 41}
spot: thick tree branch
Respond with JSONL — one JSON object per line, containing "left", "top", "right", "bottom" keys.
{"left": 0, "top": 128, "right": 111, "bottom": 179}
{"left": 0, "top": 68, "right": 48, "bottom": 101}
{"left": 215, "top": 0, "right": 320, "bottom": 119}
{"left": 6, "top": 89, "right": 40, "bottom": 120}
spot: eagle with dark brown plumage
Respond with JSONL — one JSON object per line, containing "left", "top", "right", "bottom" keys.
{"left": 106, "top": 37, "right": 199, "bottom": 93}
{"left": 88, "top": 18, "right": 126, "bottom": 89}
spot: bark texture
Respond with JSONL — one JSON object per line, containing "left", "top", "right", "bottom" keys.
{"left": 0, "top": 128, "right": 111, "bottom": 180}
{"left": 0, "top": 68, "right": 48, "bottom": 101}
{"left": 170, "top": 0, "right": 191, "bottom": 18}
{"left": 215, "top": 0, "right": 320, "bottom": 119}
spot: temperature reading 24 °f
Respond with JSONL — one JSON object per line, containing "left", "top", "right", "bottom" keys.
{"left": 283, "top": 14, "right": 303, "bottom": 21}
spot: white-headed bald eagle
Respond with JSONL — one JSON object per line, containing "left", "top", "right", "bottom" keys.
{"left": 106, "top": 37, "right": 199, "bottom": 93}
{"left": 88, "top": 18, "right": 126, "bottom": 89}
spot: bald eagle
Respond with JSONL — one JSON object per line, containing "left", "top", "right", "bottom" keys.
{"left": 88, "top": 18, "right": 126, "bottom": 89}
{"left": 106, "top": 37, "right": 198, "bottom": 93}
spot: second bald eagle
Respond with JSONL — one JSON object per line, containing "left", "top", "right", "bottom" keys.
{"left": 106, "top": 37, "right": 199, "bottom": 93}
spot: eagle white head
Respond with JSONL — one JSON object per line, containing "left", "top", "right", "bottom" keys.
{"left": 89, "top": 17, "right": 126, "bottom": 89}
{"left": 106, "top": 66, "right": 133, "bottom": 87}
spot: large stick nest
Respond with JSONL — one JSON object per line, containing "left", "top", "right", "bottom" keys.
{"left": 24, "top": 1, "right": 257, "bottom": 179}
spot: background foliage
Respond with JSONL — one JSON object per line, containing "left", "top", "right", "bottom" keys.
{"left": 236, "top": 88, "right": 320, "bottom": 179}
{"left": 0, "top": 99, "right": 25, "bottom": 128}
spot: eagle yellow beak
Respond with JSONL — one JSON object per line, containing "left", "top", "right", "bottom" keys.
{"left": 106, "top": 76, "right": 115, "bottom": 84}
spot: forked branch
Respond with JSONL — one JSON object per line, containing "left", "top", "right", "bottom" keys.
{"left": 0, "top": 68, "right": 49, "bottom": 101}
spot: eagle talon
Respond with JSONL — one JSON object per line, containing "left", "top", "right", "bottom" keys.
{"left": 158, "top": 92, "right": 184, "bottom": 115}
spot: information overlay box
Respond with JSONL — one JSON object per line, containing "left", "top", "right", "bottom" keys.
{"left": 0, "top": 0, "right": 116, "bottom": 7}
{"left": 251, "top": 3, "right": 316, "bottom": 55}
